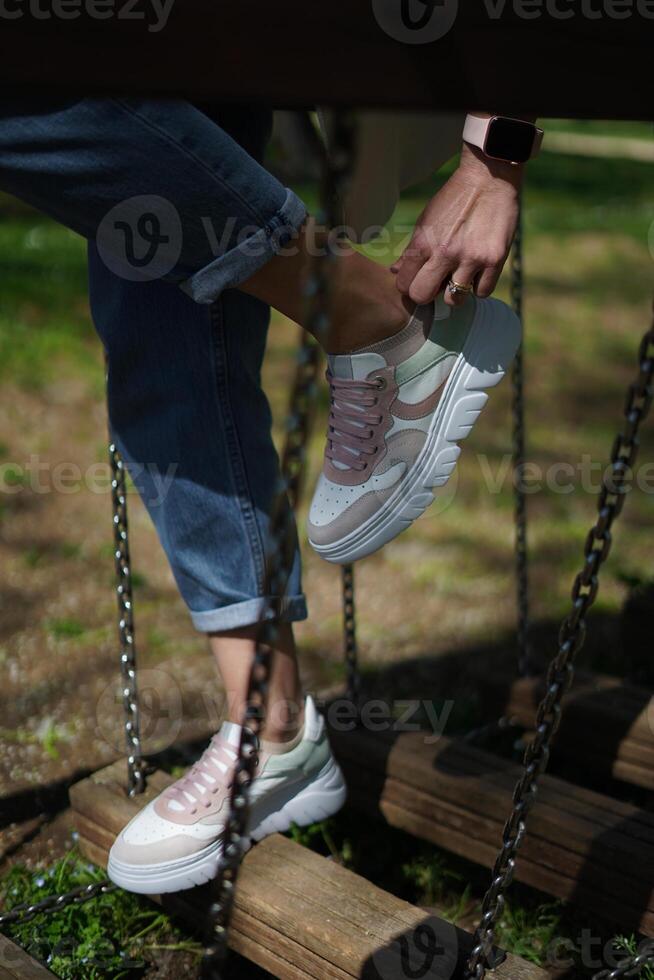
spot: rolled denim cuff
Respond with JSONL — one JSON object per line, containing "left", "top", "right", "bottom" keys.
{"left": 180, "top": 188, "right": 307, "bottom": 305}
{"left": 190, "top": 593, "right": 308, "bottom": 633}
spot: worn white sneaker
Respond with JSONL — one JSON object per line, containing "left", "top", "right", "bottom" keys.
{"left": 107, "top": 695, "right": 346, "bottom": 894}
{"left": 308, "top": 295, "right": 521, "bottom": 563}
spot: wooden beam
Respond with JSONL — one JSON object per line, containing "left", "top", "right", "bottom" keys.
{"left": 0, "top": 935, "right": 55, "bottom": 979}
{"left": 329, "top": 726, "right": 654, "bottom": 935}
{"left": 69, "top": 760, "right": 548, "bottom": 979}
{"left": 0, "top": 2, "right": 652, "bottom": 117}
{"left": 480, "top": 671, "right": 654, "bottom": 790}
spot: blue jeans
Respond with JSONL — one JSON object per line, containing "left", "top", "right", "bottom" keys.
{"left": 0, "top": 98, "right": 309, "bottom": 631}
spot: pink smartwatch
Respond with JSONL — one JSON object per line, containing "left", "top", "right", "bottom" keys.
{"left": 463, "top": 113, "right": 544, "bottom": 164}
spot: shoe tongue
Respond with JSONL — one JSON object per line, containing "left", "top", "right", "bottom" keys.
{"left": 328, "top": 350, "right": 387, "bottom": 381}
{"left": 328, "top": 299, "right": 448, "bottom": 381}
{"left": 217, "top": 720, "right": 242, "bottom": 748}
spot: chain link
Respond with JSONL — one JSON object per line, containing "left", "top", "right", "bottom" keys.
{"left": 464, "top": 312, "right": 654, "bottom": 979}
{"left": 510, "top": 205, "right": 533, "bottom": 678}
{"left": 593, "top": 940, "right": 654, "bottom": 979}
{"left": 0, "top": 880, "right": 115, "bottom": 929}
{"left": 200, "top": 111, "right": 356, "bottom": 980}
{"left": 342, "top": 563, "right": 360, "bottom": 708}
{"left": 0, "top": 414, "right": 146, "bottom": 932}
{"left": 109, "top": 437, "right": 146, "bottom": 797}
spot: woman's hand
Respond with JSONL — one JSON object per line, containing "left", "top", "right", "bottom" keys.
{"left": 391, "top": 142, "right": 523, "bottom": 307}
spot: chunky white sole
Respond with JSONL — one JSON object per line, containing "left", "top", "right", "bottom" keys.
{"left": 310, "top": 297, "right": 521, "bottom": 564}
{"left": 107, "top": 755, "right": 346, "bottom": 895}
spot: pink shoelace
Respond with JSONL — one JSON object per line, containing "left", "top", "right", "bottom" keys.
{"left": 161, "top": 735, "right": 245, "bottom": 815}
{"left": 326, "top": 371, "right": 385, "bottom": 471}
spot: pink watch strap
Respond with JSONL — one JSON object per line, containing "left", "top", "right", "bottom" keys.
{"left": 463, "top": 114, "right": 543, "bottom": 161}
{"left": 462, "top": 114, "right": 492, "bottom": 152}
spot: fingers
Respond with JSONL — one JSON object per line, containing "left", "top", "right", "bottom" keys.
{"left": 442, "top": 264, "right": 480, "bottom": 308}
{"left": 406, "top": 255, "right": 453, "bottom": 305}
{"left": 392, "top": 242, "right": 430, "bottom": 299}
{"left": 392, "top": 234, "right": 506, "bottom": 307}
{"left": 475, "top": 262, "right": 503, "bottom": 299}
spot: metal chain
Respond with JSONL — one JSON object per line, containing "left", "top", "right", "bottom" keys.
{"left": 0, "top": 404, "right": 146, "bottom": 933}
{"left": 510, "top": 205, "right": 532, "bottom": 677}
{"left": 593, "top": 940, "right": 654, "bottom": 979}
{"left": 0, "top": 880, "right": 115, "bottom": 929}
{"left": 462, "top": 210, "right": 530, "bottom": 748}
{"left": 109, "top": 437, "right": 146, "bottom": 797}
{"left": 464, "top": 312, "right": 654, "bottom": 979}
{"left": 342, "top": 563, "right": 360, "bottom": 708}
{"left": 200, "top": 111, "right": 355, "bottom": 980}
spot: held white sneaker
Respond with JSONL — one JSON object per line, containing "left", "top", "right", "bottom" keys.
{"left": 308, "top": 294, "right": 521, "bottom": 563}
{"left": 107, "top": 695, "right": 346, "bottom": 894}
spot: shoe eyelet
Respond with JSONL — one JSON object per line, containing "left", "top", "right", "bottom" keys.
{"left": 373, "top": 376, "right": 387, "bottom": 391}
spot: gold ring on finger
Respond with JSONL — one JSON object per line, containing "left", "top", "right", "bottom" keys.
{"left": 447, "top": 279, "right": 474, "bottom": 296}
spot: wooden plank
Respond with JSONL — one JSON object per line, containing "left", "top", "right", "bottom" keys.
{"left": 480, "top": 671, "right": 654, "bottom": 790}
{"left": 0, "top": 935, "right": 55, "bottom": 979}
{"left": 329, "top": 727, "right": 654, "bottom": 935}
{"left": 70, "top": 761, "right": 547, "bottom": 979}
{"left": 0, "top": 3, "right": 652, "bottom": 118}
{"left": 485, "top": 672, "right": 654, "bottom": 745}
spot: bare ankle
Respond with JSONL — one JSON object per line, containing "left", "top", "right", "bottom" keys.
{"left": 260, "top": 697, "right": 305, "bottom": 743}
{"left": 325, "top": 257, "right": 415, "bottom": 354}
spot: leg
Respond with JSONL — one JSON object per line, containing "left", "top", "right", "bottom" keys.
{"left": 86, "top": 106, "right": 348, "bottom": 895}
{"left": 0, "top": 97, "right": 411, "bottom": 354}
{"left": 210, "top": 623, "right": 303, "bottom": 739}
{"left": 99, "top": 280, "right": 346, "bottom": 893}
{"left": 239, "top": 217, "right": 414, "bottom": 353}
{"left": 89, "top": 241, "right": 305, "bottom": 744}
{"left": 87, "top": 103, "right": 306, "bottom": 743}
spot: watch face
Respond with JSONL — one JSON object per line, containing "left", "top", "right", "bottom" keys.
{"left": 485, "top": 117, "right": 535, "bottom": 163}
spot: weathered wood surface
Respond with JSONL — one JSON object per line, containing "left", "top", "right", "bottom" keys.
{"left": 329, "top": 726, "right": 654, "bottom": 935}
{"left": 1, "top": 2, "right": 652, "bottom": 117}
{"left": 70, "top": 760, "right": 548, "bottom": 979}
{"left": 480, "top": 671, "right": 654, "bottom": 790}
{"left": 0, "top": 935, "right": 55, "bottom": 979}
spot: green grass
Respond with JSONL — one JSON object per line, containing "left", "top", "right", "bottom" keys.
{"left": 0, "top": 720, "right": 70, "bottom": 760}
{"left": 0, "top": 851, "right": 201, "bottom": 978}
{"left": 130, "top": 571, "right": 148, "bottom": 591}
{"left": 0, "top": 206, "right": 98, "bottom": 390}
{"left": 494, "top": 900, "right": 563, "bottom": 966}
{"left": 545, "top": 118, "right": 653, "bottom": 141}
{"left": 613, "top": 936, "right": 654, "bottom": 980}
{"left": 47, "top": 618, "right": 86, "bottom": 640}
